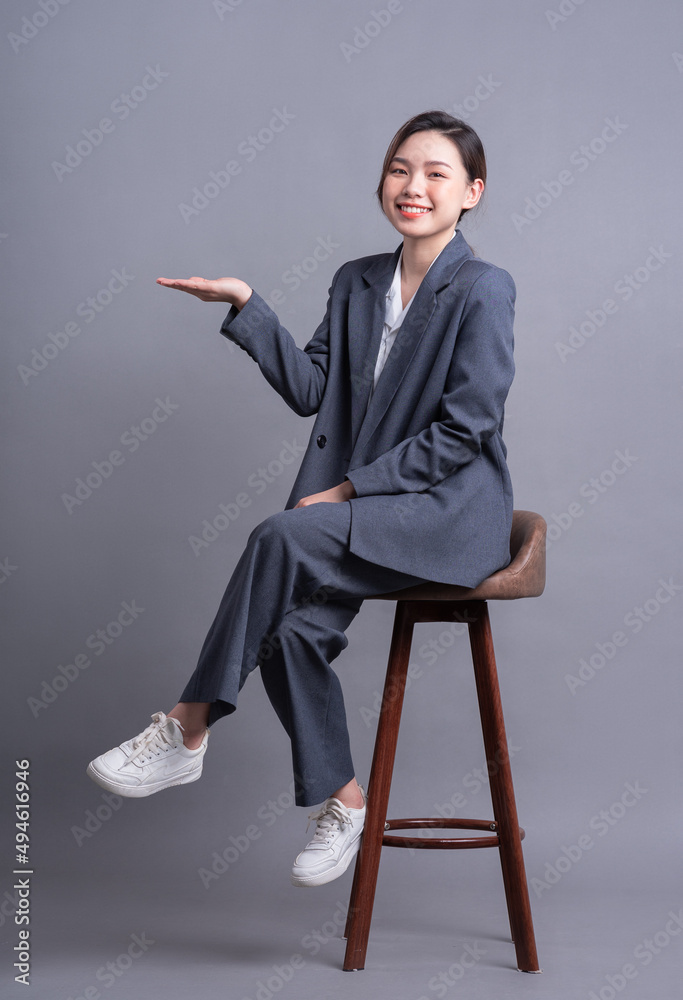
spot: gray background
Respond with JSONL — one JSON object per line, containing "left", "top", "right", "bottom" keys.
{"left": 2, "top": 0, "right": 682, "bottom": 997}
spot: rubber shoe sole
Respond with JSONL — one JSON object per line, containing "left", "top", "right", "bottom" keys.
{"left": 86, "top": 760, "right": 203, "bottom": 798}
{"left": 290, "top": 829, "right": 363, "bottom": 887}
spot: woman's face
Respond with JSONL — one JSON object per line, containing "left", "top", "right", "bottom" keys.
{"left": 381, "top": 130, "right": 483, "bottom": 241}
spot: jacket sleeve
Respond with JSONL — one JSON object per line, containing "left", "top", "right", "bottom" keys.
{"left": 345, "top": 266, "right": 516, "bottom": 497}
{"left": 219, "top": 264, "right": 344, "bottom": 417}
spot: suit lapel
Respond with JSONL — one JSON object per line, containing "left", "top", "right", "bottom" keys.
{"left": 348, "top": 230, "right": 473, "bottom": 455}
{"left": 347, "top": 247, "right": 397, "bottom": 446}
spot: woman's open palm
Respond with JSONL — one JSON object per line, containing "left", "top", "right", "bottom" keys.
{"left": 156, "top": 275, "right": 252, "bottom": 307}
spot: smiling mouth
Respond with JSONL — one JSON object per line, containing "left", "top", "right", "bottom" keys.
{"left": 397, "top": 205, "right": 432, "bottom": 215}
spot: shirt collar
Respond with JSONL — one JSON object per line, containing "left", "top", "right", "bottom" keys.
{"left": 385, "top": 228, "right": 458, "bottom": 328}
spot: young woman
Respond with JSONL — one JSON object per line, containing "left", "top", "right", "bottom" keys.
{"left": 87, "top": 109, "right": 516, "bottom": 889}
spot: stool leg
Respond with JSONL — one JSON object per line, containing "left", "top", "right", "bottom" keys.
{"left": 343, "top": 601, "right": 415, "bottom": 971}
{"left": 467, "top": 602, "right": 541, "bottom": 973}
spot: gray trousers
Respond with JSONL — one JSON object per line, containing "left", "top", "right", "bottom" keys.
{"left": 178, "top": 501, "right": 427, "bottom": 807}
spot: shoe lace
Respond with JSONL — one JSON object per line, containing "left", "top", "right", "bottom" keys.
{"left": 305, "top": 798, "right": 353, "bottom": 845}
{"left": 126, "top": 712, "right": 183, "bottom": 764}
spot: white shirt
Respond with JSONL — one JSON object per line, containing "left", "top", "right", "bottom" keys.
{"left": 366, "top": 229, "right": 458, "bottom": 411}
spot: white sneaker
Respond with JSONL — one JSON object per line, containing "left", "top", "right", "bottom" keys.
{"left": 86, "top": 711, "right": 209, "bottom": 798}
{"left": 291, "top": 786, "right": 366, "bottom": 887}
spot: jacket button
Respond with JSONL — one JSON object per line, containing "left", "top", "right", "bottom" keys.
{"left": 317, "top": 435, "right": 327, "bottom": 448}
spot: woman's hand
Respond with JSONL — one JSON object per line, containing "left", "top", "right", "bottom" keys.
{"left": 294, "top": 480, "right": 357, "bottom": 508}
{"left": 156, "top": 276, "right": 253, "bottom": 310}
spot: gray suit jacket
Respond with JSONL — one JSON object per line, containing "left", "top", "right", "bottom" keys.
{"left": 220, "top": 229, "right": 516, "bottom": 588}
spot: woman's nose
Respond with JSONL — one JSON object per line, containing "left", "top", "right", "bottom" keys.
{"left": 402, "top": 180, "right": 426, "bottom": 199}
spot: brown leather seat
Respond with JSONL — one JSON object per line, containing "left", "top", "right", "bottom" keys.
{"left": 370, "top": 509, "right": 547, "bottom": 602}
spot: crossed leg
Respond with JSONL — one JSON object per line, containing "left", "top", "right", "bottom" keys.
{"left": 170, "top": 501, "right": 425, "bottom": 807}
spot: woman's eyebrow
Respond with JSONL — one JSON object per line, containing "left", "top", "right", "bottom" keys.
{"left": 390, "top": 156, "right": 454, "bottom": 170}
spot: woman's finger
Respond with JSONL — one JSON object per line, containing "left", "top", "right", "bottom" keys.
{"left": 157, "top": 277, "right": 208, "bottom": 291}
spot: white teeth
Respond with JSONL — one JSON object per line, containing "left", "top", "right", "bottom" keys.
{"left": 399, "top": 205, "right": 430, "bottom": 213}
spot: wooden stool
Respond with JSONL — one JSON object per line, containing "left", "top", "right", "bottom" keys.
{"left": 342, "top": 510, "right": 546, "bottom": 973}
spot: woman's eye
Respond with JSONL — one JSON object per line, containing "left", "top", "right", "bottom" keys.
{"left": 389, "top": 168, "right": 444, "bottom": 178}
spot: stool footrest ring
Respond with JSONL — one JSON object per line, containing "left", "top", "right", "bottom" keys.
{"left": 381, "top": 817, "right": 526, "bottom": 850}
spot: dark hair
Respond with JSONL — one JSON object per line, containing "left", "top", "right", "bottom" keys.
{"left": 376, "top": 109, "right": 487, "bottom": 223}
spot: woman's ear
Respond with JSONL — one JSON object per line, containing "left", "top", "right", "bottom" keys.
{"left": 464, "top": 178, "right": 485, "bottom": 210}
